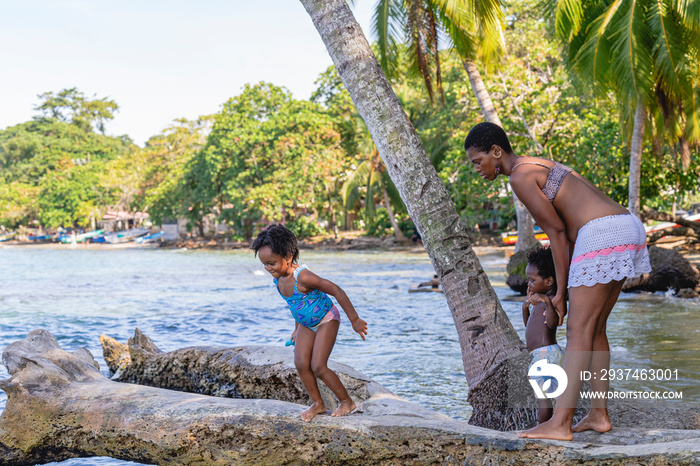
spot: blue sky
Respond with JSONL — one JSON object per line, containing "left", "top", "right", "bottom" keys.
{"left": 0, "top": 0, "right": 375, "bottom": 146}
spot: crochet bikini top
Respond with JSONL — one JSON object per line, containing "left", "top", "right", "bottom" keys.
{"left": 510, "top": 160, "right": 573, "bottom": 203}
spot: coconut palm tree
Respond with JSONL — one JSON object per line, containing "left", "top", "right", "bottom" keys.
{"left": 546, "top": 0, "right": 700, "bottom": 215}
{"left": 369, "top": 0, "right": 539, "bottom": 252}
{"left": 301, "top": 0, "right": 535, "bottom": 429}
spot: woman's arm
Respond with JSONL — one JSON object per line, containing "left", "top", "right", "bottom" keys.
{"left": 297, "top": 270, "right": 368, "bottom": 339}
{"left": 510, "top": 172, "right": 569, "bottom": 325}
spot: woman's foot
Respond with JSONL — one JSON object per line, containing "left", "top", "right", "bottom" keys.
{"left": 572, "top": 410, "right": 612, "bottom": 433}
{"left": 517, "top": 419, "right": 573, "bottom": 441}
{"left": 331, "top": 399, "right": 356, "bottom": 417}
{"left": 301, "top": 402, "right": 327, "bottom": 422}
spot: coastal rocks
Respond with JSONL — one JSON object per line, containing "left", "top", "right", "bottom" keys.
{"left": 1, "top": 329, "right": 699, "bottom": 465}
{"left": 505, "top": 245, "right": 539, "bottom": 295}
{"left": 623, "top": 245, "right": 700, "bottom": 295}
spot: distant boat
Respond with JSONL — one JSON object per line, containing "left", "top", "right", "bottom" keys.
{"left": 0, "top": 232, "right": 16, "bottom": 242}
{"left": 59, "top": 230, "right": 104, "bottom": 244}
{"left": 501, "top": 226, "right": 549, "bottom": 246}
{"left": 103, "top": 228, "right": 150, "bottom": 244}
{"left": 135, "top": 231, "right": 163, "bottom": 243}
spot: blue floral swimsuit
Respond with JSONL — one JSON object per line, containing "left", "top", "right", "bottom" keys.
{"left": 275, "top": 264, "right": 336, "bottom": 332}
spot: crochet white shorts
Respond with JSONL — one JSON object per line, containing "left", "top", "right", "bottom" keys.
{"left": 569, "top": 213, "right": 651, "bottom": 288}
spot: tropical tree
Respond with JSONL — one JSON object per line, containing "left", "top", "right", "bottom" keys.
{"left": 301, "top": 0, "right": 534, "bottom": 429}
{"left": 369, "top": 0, "right": 539, "bottom": 252}
{"left": 546, "top": 0, "right": 700, "bottom": 215}
{"left": 342, "top": 146, "right": 408, "bottom": 240}
{"left": 34, "top": 88, "right": 119, "bottom": 135}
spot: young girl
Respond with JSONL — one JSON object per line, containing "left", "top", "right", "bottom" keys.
{"left": 251, "top": 224, "right": 368, "bottom": 422}
{"left": 523, "top": 246, "right": 563, "bottom": 424}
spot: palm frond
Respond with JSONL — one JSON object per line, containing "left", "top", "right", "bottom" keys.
{"left": 674, "top": 0, "right": 700, "bottom": 29}
{"left": 543, "top": 0, "right": 585, "bottom": 41}
{"left": 372, "top": 0, "right": 405, "bottom": 79}
{"left": 573, "top": 0, "right": 625, "bottom": 90}
{"left": 341, "top": 160, "right": 372, "bottom": 209}
{"left": 685, "top": 86, "right": 700, "bottom": 143}
{"left": 649, "top": 0, "right": 690, "bottom": 103}
{"left": 608, "top": 0, "right": 654, "bottom": 102}
{"left": 432, "top": 2, "right": 478, "bottom": 60}
{"left": 406, "top": 0, "right": 437, "bottom": 102}
{"left": 382, "top": 172, "right": 407, "bottom": 213}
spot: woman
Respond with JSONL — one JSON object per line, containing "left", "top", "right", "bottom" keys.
{"left": 464, "top": 122, "right": 651, "bottom": 440}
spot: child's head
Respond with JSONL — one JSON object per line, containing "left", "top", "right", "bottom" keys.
{"left": 526, "top": 246, "right": 556, "bottom": 294}
{"left": 251, "top": 224, "right": 300, "bottom": 264}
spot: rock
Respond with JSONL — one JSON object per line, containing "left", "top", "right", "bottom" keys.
{"left": 623, "top": 246, "right": 700, "bottom": 294}
{"left": 1, "top": 329, "right": 698, "bottom": 465}
{"left": 505, "top": 246, "right": 540, "bottom": 295}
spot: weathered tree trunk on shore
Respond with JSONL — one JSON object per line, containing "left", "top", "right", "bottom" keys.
{"left": 2, "top": 330, "right": 699, "bottom": 465}
{"left": 299, "top": 0, "right": 532, "bottom": 430}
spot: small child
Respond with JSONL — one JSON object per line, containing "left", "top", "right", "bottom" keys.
{"left": 251, "top": 224, "right": 368, "bottom": 422}
{"left": 523, "top": 246, "right": 563, "bottom": 423}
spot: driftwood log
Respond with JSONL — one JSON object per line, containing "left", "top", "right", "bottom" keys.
{"left": 104, "top": 329, "right": 700, "bottom": 431}
{"left": 0, "top": 330, "right": 698, "bottom": 465}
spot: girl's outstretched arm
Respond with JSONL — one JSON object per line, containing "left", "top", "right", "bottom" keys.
{"left": 297, "top": 270, "right": 368, "bottom": 340}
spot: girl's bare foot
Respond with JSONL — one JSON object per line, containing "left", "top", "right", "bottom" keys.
{"left": 331, "top": 399, "right": 356, "bottom": 417}
{"left": 572, "top": 411, "right": 612, "bottom": 433}
{"left": 517, "top": 419, "right": 573, "bottom": 441}
{"left": 301, "top": 402, "right": 327, "bottom": 422}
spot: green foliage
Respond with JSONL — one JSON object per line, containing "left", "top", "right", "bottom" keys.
{"left": 177, "top": 82, "right": 348, "bottom": 238}
{"left": 364, "top": 207, "right": 392, "bottom": 237}
{"left": 34, "top": 87, "right": 119, "bottom": 134}
{"left": 0, "top": 110, "right": 134, "bottom": 228}
{"left": 286, "top": 216, "right": 326, "bottom": 239}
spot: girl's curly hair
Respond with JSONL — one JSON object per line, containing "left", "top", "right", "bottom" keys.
{"left": 250, "top": 224, "right": 300, "bottom": 263}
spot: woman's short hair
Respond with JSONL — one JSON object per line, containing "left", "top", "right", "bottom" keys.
{"left": 463, "top": 122, "right": 513, "bottom": 154}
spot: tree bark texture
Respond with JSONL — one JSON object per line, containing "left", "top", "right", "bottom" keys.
{"left": 464, "top": 60, "right": 537, "bottom": 254}
{"left": 100, "top": 329, "right": 388, "bottom": 412}
{"left": 1, "top": 330, "right": 698, "bottom": 465}
{"left": 299, "top": 0, "right": 530, "bottom": 428}
{"left": 629, "top": 97, "right": 646, "bottom": 216}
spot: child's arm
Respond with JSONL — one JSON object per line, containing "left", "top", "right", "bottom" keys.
{"left": 527, "top": 293, "right": 558, "bottom": 329}
{"left": 297, "top": 270, "right": 368, "bottom": 340}
{"left": 522, "top": 300, "right": 530, "bottom": 327}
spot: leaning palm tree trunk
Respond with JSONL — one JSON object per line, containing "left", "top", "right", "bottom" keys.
{"left": 301, "top": 0, "right": 533, "bottom": 429}
{"left": 464, "top": 60, "right": 537, "bottom": 253}
{"left": 629, "top": 97, "right": 646, "bottom": 216}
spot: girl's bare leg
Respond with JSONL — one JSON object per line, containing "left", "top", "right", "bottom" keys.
{"left": 518, "top": 280, "right": 622, "bottom": 440}
{"left": 294, "top": 325, "right": 327, "bottom": 422}
{"left": 311, "top": 320, "right": 356, "bottom": 417}
{"left": 573, "top": 279, "right": 623, "bottom": 433}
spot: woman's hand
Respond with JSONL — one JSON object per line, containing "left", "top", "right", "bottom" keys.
{"left": 552, "top": 293, "right": 567, "bottom": 326}
{"left": 352, "top": 318, "right": 368, "bottom": 340}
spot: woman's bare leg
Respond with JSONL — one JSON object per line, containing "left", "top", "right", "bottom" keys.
{"left": 573, "top": 279, "right": 623, "bottom": 432}
{"left": 310, "top": 320, "right": 356, "bottom": 417}
{"left": 294, "top": 326, "right": 327, "bottom": 422}
{"left": 518, "top": 280, "right": 622, "bottom": 440}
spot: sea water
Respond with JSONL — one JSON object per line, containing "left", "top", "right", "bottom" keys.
{"left": 0, "top": 246, "right": 697, "bottom": 465}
